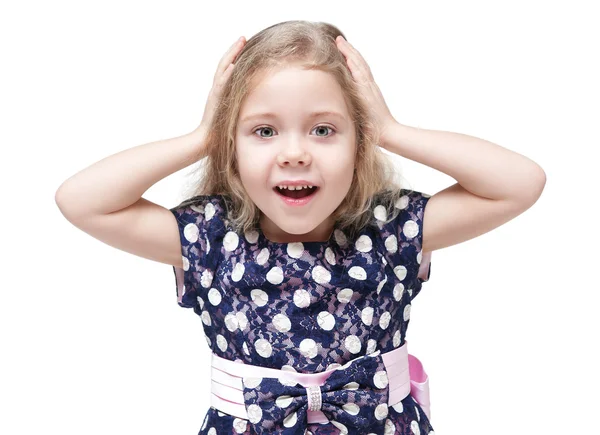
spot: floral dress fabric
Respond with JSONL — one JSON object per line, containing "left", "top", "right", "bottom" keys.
{"left": 169, "top": 189, "right": 434, "bottom": 435}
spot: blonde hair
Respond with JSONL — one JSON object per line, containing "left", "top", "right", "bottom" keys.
{"left": 180, "top": 20, "right": 414, "bottom": 239}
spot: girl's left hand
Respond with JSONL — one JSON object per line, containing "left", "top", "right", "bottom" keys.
{"left": 335, "top": 35, "right": 397, "bottom": 148}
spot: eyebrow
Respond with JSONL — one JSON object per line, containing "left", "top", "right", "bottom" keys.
{"left": 240, "top": 111, "right": 347, "bottom": 123}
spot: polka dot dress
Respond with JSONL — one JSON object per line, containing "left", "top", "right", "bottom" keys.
{"left": 169, "top": 189, "right": 434, "bottom": 435}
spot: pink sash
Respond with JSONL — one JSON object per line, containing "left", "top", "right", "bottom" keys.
{"left": 210, "top": 340, "right": 431, "bottom": 423}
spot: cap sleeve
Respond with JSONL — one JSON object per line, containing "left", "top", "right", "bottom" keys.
{"left": 377, "top": 189, "right": 432, "bottom": 301}
{"left": 169, "top": 195, "right": 227, "bottom": 309}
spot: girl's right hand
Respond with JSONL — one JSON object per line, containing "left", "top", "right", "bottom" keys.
{"left": 194, "top": 36, "right": 246, "bottom": 137}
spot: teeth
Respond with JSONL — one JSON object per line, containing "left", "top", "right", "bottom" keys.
{"left": 277, "top": 185, "right": 313, "bottom": 190}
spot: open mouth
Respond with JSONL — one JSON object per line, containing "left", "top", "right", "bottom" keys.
{"left": 274, "top": 186, "right": 319, "bottom": 199}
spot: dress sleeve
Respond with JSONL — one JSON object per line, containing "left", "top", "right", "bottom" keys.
{"left": 169, "top": 195, "right": 226, "bottom": 309}
{"left": 378, "top": 189, "right": 432, "bottom": 301}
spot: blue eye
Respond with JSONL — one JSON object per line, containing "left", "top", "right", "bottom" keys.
{"left": 252, "top": 125, "right": 336, "bottom": 139}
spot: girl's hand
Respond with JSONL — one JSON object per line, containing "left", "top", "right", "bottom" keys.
{"left": 194, "top": 36, "right": 246, "bottom": 137}
{"left": 335, "top": 35, "right": 397, "bottom": 148}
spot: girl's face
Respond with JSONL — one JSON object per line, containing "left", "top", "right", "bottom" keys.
{"left": 235, "top": 65, "right": 357, "bottom": 243}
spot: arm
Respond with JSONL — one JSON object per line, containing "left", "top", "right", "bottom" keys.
{"left": 382, "top": 122, "right": 547, "bottom": 253}
{"left": 55, "top": 129, "right": 206, "bottom": 220}
{"left": 54, "top": 129, "right": 208, "bottom": 269}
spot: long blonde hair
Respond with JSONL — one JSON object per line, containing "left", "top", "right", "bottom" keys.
{"left": 180, "top": 20, "right": 414, "bottom": 239}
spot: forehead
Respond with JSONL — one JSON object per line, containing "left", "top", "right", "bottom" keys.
{"left": 239, "top": 65, "right": 350, "bottom": 121}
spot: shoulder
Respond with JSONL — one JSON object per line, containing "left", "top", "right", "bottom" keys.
{"left": 170, "top": 194, "right": 228, "bottom": 217}
{"left": 370, "top": 188, "right": 431, "bottom": 247}
{"left": 169, "top": 194, "right": 230, "bottom": 235}
{"left": 372, "top": 188, "right": 430, "bottom": 222}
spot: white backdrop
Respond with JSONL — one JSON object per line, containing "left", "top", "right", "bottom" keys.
{"left": 2, "top": 1, "right": 598, "bottom": 434}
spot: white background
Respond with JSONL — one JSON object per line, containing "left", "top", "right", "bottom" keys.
{"left": 2, "top": 0, "right": 598, "bottom": 434}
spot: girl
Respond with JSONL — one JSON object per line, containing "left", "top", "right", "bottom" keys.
{"left": 56, "top": 20, "right": 545, "bottom": 435}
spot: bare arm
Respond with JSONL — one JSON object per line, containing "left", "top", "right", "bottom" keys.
{"left": 55, "top": 36, "right": 247, "bottom": 269}
{"left": 55, "top": 129, "right": 207, "bottom": 268}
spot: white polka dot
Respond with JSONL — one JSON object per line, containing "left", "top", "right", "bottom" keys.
{"left": 374, "top": 205, "right": 388, "bottom": 221}
{"left": 243, "top": 341, "right": 250, "bottom": 355}
{"left": 251, "top": 289, "right": 269, "bottom": 307}
{"left": 204, "top": 203, "right": 215, "bottom": 220}
{"left": 334, "top": 229, "right": 348, "bottom": 247}
{"left": 384, "top": 234, "right": 398, "bottom": 253}
{"left": 379, "top": 311, "right": 391, "bottom": 329}
{"left": 236, "top": 312, "right": 248, "bottom": 331}
{"left": 393, "top": 283, "right": 405, "bottom": 301}
{"left": 246, "top": 403, "right": 262, "bottom": 424}
{"left": 299, "top": 338, "right": 318, "bottom": 358}
{"left": 267, "top": 266, "right": 284, "bottom": 284}
{"left": 205, "top": 335, "right": 211, "bottom": 347}
{"left": 280, "top": 366, "right": 299, "bottom": 386}
{"left": 287, "top": 242, "right": 304, "bottom": 259}
{"left": 245, "top": 229, "right": 259, "bottom": 244}
{"left": 293, "top": 289, "right": 311, "bottom": 308}
{"left": 395, "top": 195, "right": 409, "bottom": 210}
{"left": 201, "top": 269, "right": 214, "bottom": 288}
{"left": 375, "top": 403, "right": 389, "bottom": 420}
{"left": 256, "top": 247, "right": 270, "bottom": 265}
{"left": 344, "top": 335, "right": 361, "bottom": 354}
{"left": 393, "top": 265, "right": 408, "bottom": 281}
{"left": 181, "top": 256, "right": 190, "bottom": 271}
{"left": 415, "top": 405, "right": 421, "bottom": 421}
{"left": 206, "top": 237, "right": 211, "bottom": 254}
{"left": 348, "top": 266, "right": 367, "bottom": 280}
{"left": 207, "top": 428, "right": 216, "bottom": 435}
{"left": 410, "top": 420, "right": 420, "bottom": 434}
{"left": 208, "top": 288, "right": 221, "bottom": 306}
{"left": 361, "top": 307, "right": 374, "bottom": 326}
{"left": 403, "top": 220, "right": 419, "bottom": 239}
{"left": 223, "top": 231, "right": 239, "bottom": 252}
{"left": 393, "top": 330, "right": 401, "bottom": 347}
{"left": 273, "top": 313, "right": 292, "bottom": 332}
{"left": 343, "top": 382, "right": 359, "bottom": 390}
{"left": 283, "top": 411, "right": 298, "bottom": 428}
{"left": 343, "top": 402, "right": 360, "bottom": 415}
{"left": 325, "top": 247, "right": 336, "bottom": 265}
{"left": 384, "top": 419, "right": 395, "bottom": 433}
{"left": 312, "top": 265, "right": 331, "bottom": 284}
{"left": 201, "top": 310, "right": 211, "bottom": 326}
{"left": 404, "top": 304, "right": 412, "bottom": 321}
{"left": 197, "top": 296, "right": 204, "bottom": 309}
{"left": 183, "top": 223, "right": 199, "bottom": 243}
{"left": 366, "top": 339, "right": 377, "bottom": 354}
{"left": 224, "top": 313, "right": 239, "bottom": 331}
{"left": 231, "top": 262, "right": 245, "bottom": 282}
{"left": 337, "top": 288, "right": 354, "bottom": 303}
{"left": 242, "top": 377, "right": 262, "bottom": 388}
{"left": 255, "top": 338, "right": 273, "bottom": 358}
{"left": 355, "top": 235, "right": 373, "bottom": 252}
{"left": 233, "top": 417, "right": 247, "bottom": 433}
{"left": 317, "top": 311, "right": 336, "bottom": 330}
{"left": 376, "top": 275, "right": 387, "bottom": 294}
{"left": 373, "top": 370, "right": 389, "bottom": 389}
{"left": 392, "top": 401, "right": 404, "bottom": 413}
{"left": 331, "top": 421, "right": 348, "bottom": 434}
{"left": 276, "top": 394, "right": 294, "bottom": 408}
{"left": 216, "top": 334, "right": 227, "bottom": 352}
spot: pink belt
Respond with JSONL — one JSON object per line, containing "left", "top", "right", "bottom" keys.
{"left": 210, "top": 340, "right": 431, "bottom": 431}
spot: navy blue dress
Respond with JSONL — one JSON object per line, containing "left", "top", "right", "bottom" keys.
{"left": 170, "top": 189, "right": 434, "bottom": 435}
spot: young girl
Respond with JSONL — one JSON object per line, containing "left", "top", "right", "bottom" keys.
{"left": 56, "top": 20, "right": 545, "bottom": 435}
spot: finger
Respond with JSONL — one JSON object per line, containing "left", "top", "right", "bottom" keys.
{"left": 215, "top": 37, "right": 245, "bottom": 79}
{"left": 337, "top": 37, "right": 372, "bottom": 81}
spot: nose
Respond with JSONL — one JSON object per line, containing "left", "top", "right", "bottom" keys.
{"left": 276, "top": 139, "right": 312, "bottom": 167}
